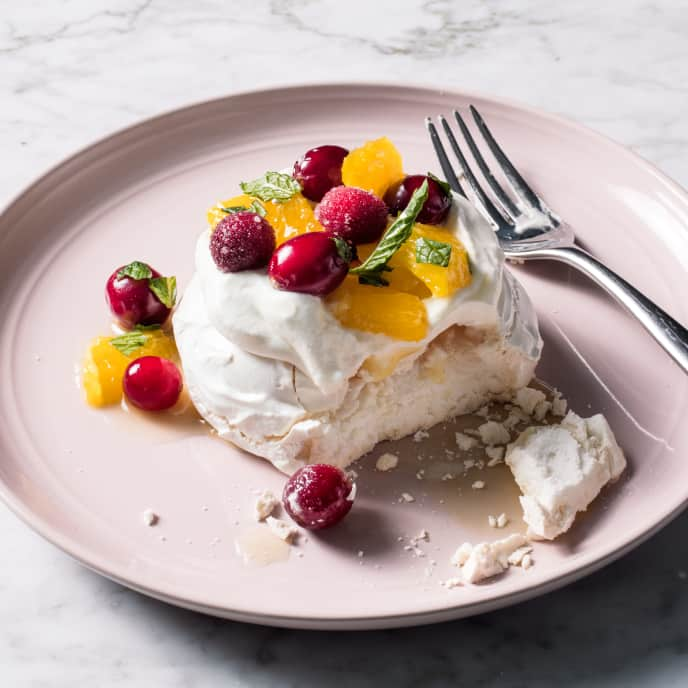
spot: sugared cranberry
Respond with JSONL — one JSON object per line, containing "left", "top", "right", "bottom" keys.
{"left": 106, "top": 263, "right": 171, "bottom": 329}
{"left": 293, "top": 145, "right": 349, "bottom": 201}
{"left": 316, "top": 186, "right": 388, "bottom": 245}
{"left": 283, "top": 464, "right": 355, "bottom": 530}
{"left": 123, "top": 356, "right": 182, "bottom": 411}
{"left": 384, "top": 174, "right": 451, "bottom": 225}
{"left": 268, "top": 233, "right": 351, "bottom": 296}
{"left": 210, "top": 211, "right": 276, "bottom": 272}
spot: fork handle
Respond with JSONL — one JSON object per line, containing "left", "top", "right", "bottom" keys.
{"left": 533, "top": 245, "right": 688, "bottom": 374}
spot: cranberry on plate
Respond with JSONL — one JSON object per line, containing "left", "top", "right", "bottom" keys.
{"left": 293, "top": 145, "right": 349, "bottom": 202}
{"left": 384, "top": 174, "right": 451, "bottom": 225}
{"left": 123, "top": 356, "right": 182, "bottom": 411}
{"left": 106, "top": 262, "right": 172, "bottom": 329}
{"left": 268, "top": 232, "right": 351, "bottom": 296}
{"left": 316, "top": 185, "right": 388, "bottom": 245}
{"left": 283, "top": 464, "right": 355, "bottom": 530}
{"left": 210, "top": 211, "right": 276, "bottom": 273}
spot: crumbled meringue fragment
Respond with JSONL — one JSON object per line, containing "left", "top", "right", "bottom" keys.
{"left": 266, "top": 516, "right": 299, "bottom": 543}
{"left": 375, "top": 452, "right": 399, "bottom": 471}
{"left": 254, "top": 490, "right": 280, "bottom": 521}
{"left": 450, "top": 534, "right": 529, "bottom": 584}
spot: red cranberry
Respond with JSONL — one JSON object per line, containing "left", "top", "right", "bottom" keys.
{"left": 283, "top": 464, "right": 355, "bottom": 530}
{"left": 293, "top": 145, "right": 349, "bottom": 202}
{"left": 210, "top": 211, "right": 276, "bottom": 272}
{"left": 268, "top": 233, "right": 350, "bottom": 296}
{"left": 316, "top": 186, "right": 388, "bottom": 245}
{"left": 384, "top": 174, "right": 451, "bottom": 225}
{"left": 123, "top": 356, "right": 182, "bottom": 411}
{"left": 106, "top": 263, "right": 170, "bottom": 329}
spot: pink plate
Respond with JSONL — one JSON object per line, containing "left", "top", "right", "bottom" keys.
{"left": 0, "top": 84, "right": 686, "bottom": 629}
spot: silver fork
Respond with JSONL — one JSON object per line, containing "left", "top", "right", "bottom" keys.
{"left": 426, "top": 106, "right": 688, "bottom": 374}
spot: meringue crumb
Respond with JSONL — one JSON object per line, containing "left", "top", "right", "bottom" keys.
{"left": 485, "top": 446, "right": 504, "bottom": 465}
{"left": 551, "top": 390, "right": 568, "bottom": 417}
{"left": 488, "top": 515, "right": 497, "bottom": 528}
{"left": 455, "top": 432, "right": 478, "bottom": 451}
{"left": 496, "top": 513, "right": 508, "bottom": 528}
{"left": 507, "top": 545, "right": 533, "bottom": 566}
{"left": 475, "top": 405, "right": 490, "bottom": 418}
{"left": 416, "top": 469, "right": 425, "bottom": 480}
{"left": 521, "top": 553, "right": 533, "bottom": 570}
{"left": 503, "top": 407, "right": 531, "bottom": 429}
{"left": 477, "top": 421, "right": 510, "bottom": 446}
{"left": 463, "top": 458, "right": 476, "bottom": 470}
{"left": 472, "top": 480, "right": 485, "bottom": 490}
{"left": 357, "top": 550, "right": 365, "bottom": 558}
{"left": 400, "top": 492, "right": 415, "bottom": 503}
{"left": 450, "top": 542, "right": 473, "bottom": 567}
{"left": 376, "top": 452, "right": 399, "bottom": 471}
{"left": 254, "top": 490, "right": 279, "bottom": 521}
{"left": 142, "top": 509, "right": 159, "bottom": 527}
{"left": 514, "top": 387, "right": 547, "bottom": 416}
{"left": 442, "top": 577, "right": 464, "bottom": 589}
{"left": 413, "top": 429, "right": 430, "bottom": 442}
{"left": 266, "top": 516, "right": 299, "bottom": 543}
{"left": 441, "top": 473, "right": 455, "bottom": 481}
{"left": 410, "top": 529, "right": 430, "bottom": 545}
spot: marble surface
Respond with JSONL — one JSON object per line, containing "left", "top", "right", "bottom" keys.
{"left": 2, "top": 0, "right": 688, "bottom": 685}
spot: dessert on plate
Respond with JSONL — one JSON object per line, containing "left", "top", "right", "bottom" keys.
{"left": 173, "top": 138, "right": 543, "bottom": 475}
{"left": 79, "top": 136, "right": 626, "bottom": 571}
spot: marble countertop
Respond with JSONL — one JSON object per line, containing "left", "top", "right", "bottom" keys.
{"left": 2, "top": 1, "right": 688, "bottom": 685}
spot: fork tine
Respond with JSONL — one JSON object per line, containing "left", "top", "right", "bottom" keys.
{"left": 438, "top": 114, "right": 513, "bottom": 230}
{"left": 424, "top": 118, "right": 466, "bottom": 198}
{"left": 452, "top": 110, "right": 520, "bottom": 219}
{"left": 469, "top": 105, "right": 557, "bottom": 223}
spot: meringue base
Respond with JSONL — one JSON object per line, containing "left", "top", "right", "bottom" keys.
{"left": 200, "top": 324, "right": 536, "bottom": 475}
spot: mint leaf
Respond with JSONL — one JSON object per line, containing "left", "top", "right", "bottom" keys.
{"left": 249, "top": 200, "right": 267, "bottom": 217}
{"left": 350, "top": 180, "right": 429, "bottom": 286}
{"left": 415, "top": 237, "right": 452, "bottom": 267}
{"left": 134, "top": 323, "right": 161, "bottom": 332}
{"left": 240, "top": 172, "right": 301, "bottom": 203}
{"left": 333, "top": 237, "right": 353, "bottom": 263}
{"left": 110, "top": 331, "right": 148, "bottom": 356}
{"left": 117, "top": 261, "right": 152, "bottom": 281}
{"left": 220, "top": 206, "right": 248, "bottom": 214}
{"left": 149, "top": 276, "right": 177, "bottom": 309}
{"left": 427, "top": 172, "right": 452, "bottom": 196}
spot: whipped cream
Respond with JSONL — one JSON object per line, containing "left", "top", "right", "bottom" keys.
{"left": 173, "top": 194, "right": 542, "bottom": 473}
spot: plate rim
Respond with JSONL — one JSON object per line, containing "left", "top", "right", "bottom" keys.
{"left": 1, "top": 81, "right": 687, "bottom": 629}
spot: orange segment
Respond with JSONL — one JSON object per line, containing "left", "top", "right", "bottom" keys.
{"left": 82, "top": 330, "right": 178, "bottom": 407}
{"left": 341, "top": 137, "right": 404, "bottom": 199}
{"left": 326, "top": 276, "right": 428, "bottom": 341}
{"left": 391, "top": 223, "right": 472, "bottom": 298}
{"left": 207, "top": 193, "right": 323, "bottom": 246}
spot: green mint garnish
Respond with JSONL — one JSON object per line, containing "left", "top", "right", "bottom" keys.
{"left": 134, "top": 323, "right": 161, "bottom": 331}
{"left": 249, "top": 200, "right": 267, "bottom": 217}
{"left": 110, "top": 331, "right": 148, "bottom": 356}
{"left": 149, "top": 276, "right": 177, "bottom": 309}
{"left": 427, "top": 172, "right": 452, "bottom": 196}
{"left": 350, "top": 179, "right": 429, "bottom": 287}
{"left": 117, "top": 261, "right": 152, "bottom": 281}
{"left": 220, "top": 200, "right": 267, "bottom": 217}
{"left": 415, "top": 237, "right": 452, "bottom": 267}
{"left": 333, "top": 237, "right": 353, "bottom": 264}
{"left": 240, "top": 171, "right": 301, "bottom": 203}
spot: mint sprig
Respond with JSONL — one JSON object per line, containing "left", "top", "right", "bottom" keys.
{"left": 117, "top": 261, "right": 152, "bottom": 280}
{"left": 350, "top": 179, "right": 429, "bottom": 287}
{"left": 110, "top": 331, "right": 148, "bottom": 356}
{"left": 240, "top": 172, "right": 301, "bottom": 203}
{"left": 149, "top": 276, "right": 177, "bottom": 309}
{"left": 220, "top": 200, "right": 267, "bottom": 217}
{"left": 415, "top": 237, "right": 452, "bottom": 267}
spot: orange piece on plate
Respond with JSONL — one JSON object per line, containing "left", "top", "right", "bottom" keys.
{"left": 341, "top": 137, "right": 404, "bottom": 199}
